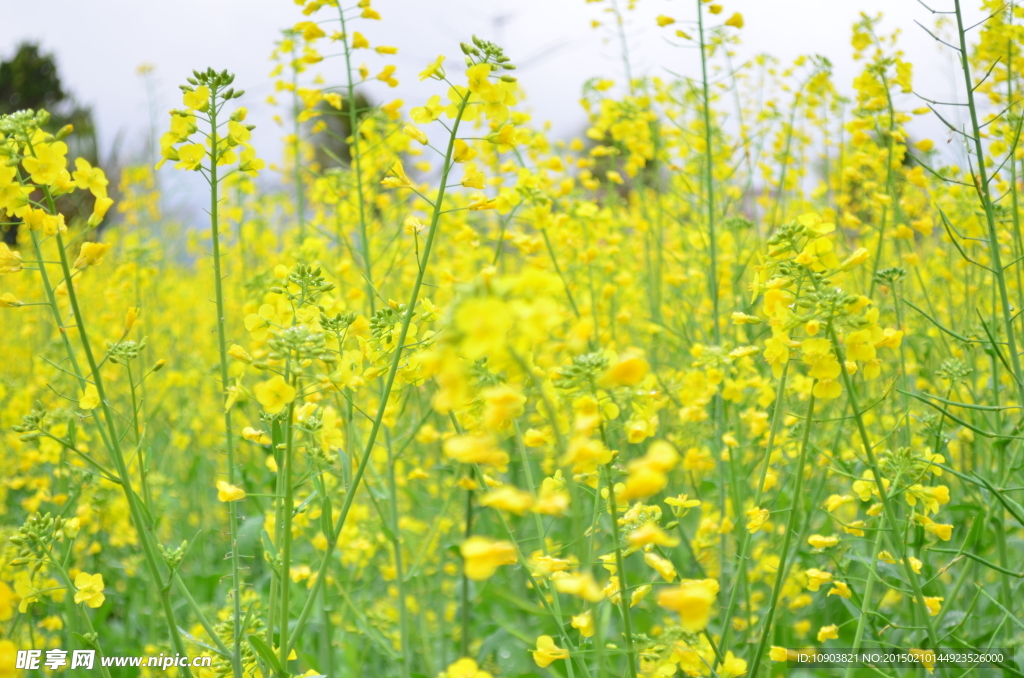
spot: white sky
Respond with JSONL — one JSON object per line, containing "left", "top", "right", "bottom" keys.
{"left": 4, "top": 0, "right": 987, "bottom": 176}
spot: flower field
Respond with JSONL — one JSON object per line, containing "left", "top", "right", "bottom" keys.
{"left": 1, "top": 1, "right": 1023, "bottom": 676}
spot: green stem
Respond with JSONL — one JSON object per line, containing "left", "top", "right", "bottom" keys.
{"left": 697, "top": 0, "right": 720, "bottom": 343}
{"left": 285, "top": 87, "right": 472, "bottom": 655}
{"left": 45, "top": 547, "right": 114, "bottom": 678}
{"left": 52, "top": 229, "right": 193, "bottom": 677}
{"left": 748, "top": 386, "right": 816, "bottom": 677}
{"left": 826, "top": 322, "right": 942, "bottom": 653}
{"left": 388, "top": 442, "right": 412, "bottom": 678}
{"left": 277, "top": 394, "right": 297, "bottom": 674}
{"left": 844, "top": 526, "right": 886, "bottom": 678}
{"left": 337, "top": 5, "right": 374, "bottom": 311}
{"left": 207, "top": 85, "right": 245, "bottom": 678}
{"left": 460, "top": 485, "right": 473, "bottom": 658}
{"left": 290, "top": 49, "right": 307, "bottom": 242}
{"left": 716, "top": 359, "right": 791, "bottom": 658}
{"left": 604, "top": 464, "right": 639, "bottom": 678}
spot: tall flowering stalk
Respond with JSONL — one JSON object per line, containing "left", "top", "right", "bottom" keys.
{"left": 159, "top": 68, "right": 263, "bottom": 677}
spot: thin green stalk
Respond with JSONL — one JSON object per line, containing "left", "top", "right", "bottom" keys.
{"left": 30, "top": 227, "right": 205, "bottom": 667}
{"left": 388, "top": 442, "right": 412, "bottom": 678}
{"left": 844, "top": 526, "right": 886, "bottom": 678}
{"left": 44, "top": 547, "right": 114, "bottom": 678}
{"left": 285, "top": 87, "right": 472, "bottom": 654}
{"left": 826, "top": 322, "right": 942, "bottom": 654}
{"left": 512, "top": 423, "right": 589, "bottom": 675}
{"left": 697, "top": 0, "right": 720, "bottom": 342}
{"left": 206, "top": 84, "right": 245, "bottom": 678}
{"left": 276, "top": 394, "right": 297, "bottom": 674}
{"left": 290, "top": 48, "right": 307, "bottom": 242}
{"left": 717, "top": 360, "right": 792, "bottom": 659}
{"left": 52, "top": 229, "right": 193, "bottom": 677}
{"left": 460, "top": 485, "right": 473, "bottom": 658}
{"left": 451, "top": 415, "right": 583, "bottom": 678}
{"left": 603, "top": 464, "right": 639, "bottom": 678}
{"left": 748, "top": 387, "right": 816, "bottom": 676}
{"left": 953, "top": 0, "right": 1023, "bottom": 627}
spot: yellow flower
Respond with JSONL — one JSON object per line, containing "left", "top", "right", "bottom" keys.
{"left": 532, "top": 635, "right": 569, "bottom": 668}
{"left": 381, "top": 159, "right": 413, "bottom": 188}
{"left": 403, "top": 125, "right": 428, "bottom": 145}
{"left": 228, "top": 344, "right": 253, "bottom": 363}
{"left": 73, "top": 241, "right": 111, "bottom": 269}
{"left": 770, "top": 647, "right": 791, "bottom": 662}
{"left": 182, "top": 86, "right": 210, "bottom": 111}
{"left": 411, "top": 95, "right": 444, "bottom": 124}
{"left": 627, "top": 522, "right": 680, "bottom": 548}
{"left": 601, "top": 354, "right": 649, "bottom": 387}
{"left": 808, "top": 534, "right": 839, "bottom": 549}
{"left": 478, "top": 486, "right": 533, "bottom": 515}
{"left": 22, "top": 138, "right": 69, "bottom": 186}
{"left": 351, "top": 31, "right": 369, "bottom": 49}
{"left": 0, "top": 639, "right": 16, "bottom": 676}
{"left": 817, "top": 624, "right": 839, "bottom": 642}
{"left": 79, "top": 384, "right": 101, "bottom": 410}
{"left": 25, "top": 210, "right": 66, "bottom": 240}
{"left": 461, "top": 163, "right": 485, "bottom": 190}
{"left": 665, "top": 494, "right": 701, "bottom": 516}
{"left": 745, "top": 507, "right": 770, "bottom": 534}
{"left": 571, "top": 610, "right": 595, "bottom": 637}
{"left": 14, "top": 575, "right": 40, "bottom": 613}
{"left": 553, "top": 571, "right": 605, "bottom": 602}
{"left": 488, "top": 124, "right": 518, "bottom": 146}
{"left": 0, "top": 243, "right": 23, "bottom": 274}
{"left": 644, "top": 552, "right": 678, "bottom": 582}
{"left": 175, "top": 143, "right": 206, "bottom": 171}
{"left": 924, "top": 596, "right": 943, "bottom": 616}
{"left": 73, "top": 572, "right": 105, "bottom": 608}
{"left": 721, "top": 651, "right": 748, "bottom": 678}
{"left": 88, "top": 196, "right": 114, "bottom": 226}
{"left": 657, "top": 578, "right": 719, "bottom": 632}
{"left": 725, "top": 12, "right": 744, "bottom": 28}
{"left": 376, "top": 65, "right": 399, "bottom": 87}
{"left": 827, "top": 581, "right": 852, "bottom": 599}
{"left": 239, "top": 146, "right": 264, "bottom": 176}
{"left": 216, "top": 481, "right": 246, "bottom": 503}
{"left": 254, "top": 375, "right": 297, "bottom": 414}
{"left": 72, "top": 158, "right": 109, "bottom": 198}
{"left": 656, "top": 15, "right": 675, "bottom": 26}
{"left": 480, "top": 384, "right": 526, "bottom": 430}
{"left": 444, "top": 434, "right": 510, "bottom": 469}
{"left": 914, "top": 514, "right": 953, "bottom": 541}
{"left": 442, "top": 658, "right": 493, "bottom": 678}
{"left": 419, "top": 55, "right": 446, "bottom": 81}
{"left": 460, "top": 537, "right": 517, "bottom": 580}
{"left": 804, "top": 568, "right": 833, "bottom": 592}
{"left": 909, "top": 649, "right": 936, "bottom": 674}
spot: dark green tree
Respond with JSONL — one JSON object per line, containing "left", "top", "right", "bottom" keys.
{"left": 1, "top": 42, "right": 99, "bottom": 244}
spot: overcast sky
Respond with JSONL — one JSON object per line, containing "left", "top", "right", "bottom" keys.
{"left": 5, "top": 0, "right": 985, "bottom": 176}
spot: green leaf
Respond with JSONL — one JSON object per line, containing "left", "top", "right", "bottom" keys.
{"left": 247, "top": 633, "right": 286, "bottom": 676}
{"left": 72, "top": 632, "right": 97, "bottom": 650}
